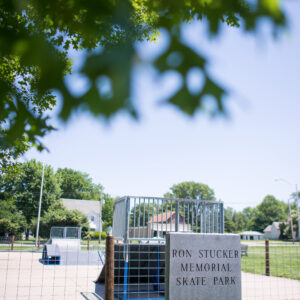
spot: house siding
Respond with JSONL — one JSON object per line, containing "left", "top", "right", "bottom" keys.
{"left": 263, "top": 222, "right": 281, "bottom": 240}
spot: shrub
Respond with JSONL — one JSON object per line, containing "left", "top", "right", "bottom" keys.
{"left": 90, "top": 231, "right": 107, "bottom": 240}
{"left": 93, "top": 231, "right": 99, "bottom": 239}
{"left": 34, "top": 201, "right": 90, "bottom": 238}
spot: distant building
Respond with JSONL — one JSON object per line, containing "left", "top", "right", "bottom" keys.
{"left": 263, "top": 222, "right": 282, "bottom": 240}
{"left": 129, "top": 211, "right": 192, "bottom": 239}
{"left": 147, "top": 211, "right": 191, "bottom": 238}
{"left": 62, "top": 199, "right": 101, "bottom": 232}
{"left": 239, "top": 231, "right": 264, "bottom": 240}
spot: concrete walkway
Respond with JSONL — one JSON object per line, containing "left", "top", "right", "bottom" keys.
{"left": 95, "top": 274, "right": 300, "bottom": 300}
{"left": 242, "top": 272, "right": 300, "bottom": 299}
{"left": 0, "top": 252, "right": 299, "bottom": 299}
{"left": 0, "top": 252, "right": 102, "bottom": 300}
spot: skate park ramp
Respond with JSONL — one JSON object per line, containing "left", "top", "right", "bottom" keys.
{"left": 41, "top": 227, "right": 104, "bottom": 266}
{"left": 42, "top": 238, "right": 103, "bottom": 265}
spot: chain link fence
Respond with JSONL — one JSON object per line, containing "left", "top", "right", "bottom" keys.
{"left": 241, "top": 240, "right": 300, "bottom": 299}
{"left": 0, "top": 235, "right": 104, "bottom": 300}
{"left": 0, "top": 194, "right": 299, "bottom": 300}
{"left": 1, "top": 239, "right": 300, "bottom": 299}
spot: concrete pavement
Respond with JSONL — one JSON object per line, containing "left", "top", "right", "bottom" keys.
{"left": 0, "top": 252, "right": 299, "bottom": 299}
{"left": 0, "top": 252, "right": 101, "bottom": 300}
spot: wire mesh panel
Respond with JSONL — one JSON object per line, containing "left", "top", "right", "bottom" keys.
{"left": 66, "top": 227, "right": 81, "bottom": 239}
{"left": 50, "top": 227, "right": 81, "bottom": 239}
{"left": 0, "top": 236, "right": 105, "bottom": 299}
{"left": 50, "top": 227, "right": 64, "bottom": 238}
{"left": 241, "top": 241, "right": 300, "bottom": 299}
{"left": 101, "top": 239, "right": 300, "bottom": 300}
{"left": 114, "top": 243, "right": 165, "bottom": 300}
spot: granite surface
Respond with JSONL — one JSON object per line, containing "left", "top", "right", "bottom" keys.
{"left": 166, "top": 233, "right": 241, "bottom": 300}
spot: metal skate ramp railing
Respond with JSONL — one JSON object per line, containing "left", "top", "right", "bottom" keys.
{"left": 112, "top": 196, "right": 224, "bottom": 243}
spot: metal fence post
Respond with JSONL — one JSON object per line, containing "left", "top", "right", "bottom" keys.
{"left": 105, "top": 235, "right": 114, "bottom": 300}
{"left": 203, "top": 204, "right": 207, "bottom": 233}
{"left": 11, "top": 235, "right": 14, "bottom": 251}
{"left": 124, "top": 196, "right": 130, "bottom": 262}
{"left": 175, "top": 201, "right": 179, "bottom": 232}
{"left": 220, "top": 202, "right": 224, "bottom": 233}
{"left": 265, "top": 240, "right": 270, "bottom": 276}
{"left": 124, "top": 197, "right": 130, "bottom": 244}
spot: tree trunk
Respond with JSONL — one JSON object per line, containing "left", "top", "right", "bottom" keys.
{"left": 25, "top": 229, "right": 30, "bottom": 241}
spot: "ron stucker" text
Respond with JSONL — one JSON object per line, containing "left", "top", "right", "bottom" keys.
{"left": 172, "top": 249, "right": 239, "bottom": 259}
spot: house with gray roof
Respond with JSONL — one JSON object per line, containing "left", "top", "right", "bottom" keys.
{"left": 62, "top": 199, "right": 101, "bottom": 232}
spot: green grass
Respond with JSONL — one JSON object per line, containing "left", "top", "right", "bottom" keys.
{"left": 14, "top": 239, "right": 48, "bottom": 245}
{"left": 243, "top": 240, "right": 297, "bottom": 245}
{"left": 81, "top": 239, "right": 105, "bottom": 245}
{"left": 14, "top": 240, "right": 35, "bottom": 245}
{"left": 81, "top": 244, "right": 105, "bottom": 251}
{"left": 0, "top": 246, "right": 39, "bottom": 251}
{"left": 242, "top": 245, "right": 300, "bottom": 280}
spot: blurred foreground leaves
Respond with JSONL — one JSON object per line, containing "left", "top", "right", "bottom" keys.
{"left": 0, "top": 0, "right": 286, "bottom": 159}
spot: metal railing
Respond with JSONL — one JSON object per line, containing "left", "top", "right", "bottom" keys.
{"left": 50, "top": 226, "right": 81, "bottom": 239}
{"left": 112, "top": 196, "right": 224, "bottom": 243}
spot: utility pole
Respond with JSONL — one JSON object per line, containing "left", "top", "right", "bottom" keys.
{"left": 288, "top": 197, "right": 295, "bottom": 242}
{"left": 99, "top": 191, "right": 103, "bottom": 244}
{"left": 296, "top": 184, "right": 300, "bottom": 243}
{"left": 35, "top": 163, "right": 45, "bottom": 247}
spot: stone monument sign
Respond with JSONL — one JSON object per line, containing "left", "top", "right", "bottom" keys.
{"left": 166, "top": 233, "right": 241, "bottom": 300}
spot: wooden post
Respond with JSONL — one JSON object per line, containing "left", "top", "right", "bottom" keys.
{"left": 38, "top": 236, "right": 40, "bottom": 248}
{"left": 88, "top": 237, "right": 90, "bottom": 251}
{"left": 265, "top": 240, "right": 270, "bottom": 276}
{"left": 11, "top": 235, "right": 15, "bottom": 251}
{"left": 105, "top": 236, "right": 114, "bottom": 300}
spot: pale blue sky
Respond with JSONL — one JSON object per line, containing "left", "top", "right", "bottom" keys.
{"left": 23, "top": 1, "right": 300, "bottom": 211}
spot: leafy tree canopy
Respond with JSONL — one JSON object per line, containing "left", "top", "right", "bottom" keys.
{"left": 0, "top": 159, "right": 61, "bottom": 225}
{"left": 0, "top": 0, "right": 286, "bottom": 158}
{"left": 56, "top": 168, "right": 103, "bottom": 200}
{"left": 165, "top": 181, "right": 216, "bottom": 200}
{"left": 31, "top": 200, "right": 89, "bottom": 238}
{"left": 224, "top": 207, "right": 237, "bottom": 233}
{"left": 0, "top": 198, "right": 26, "bottom": 236}
{"left": 280, "top": 209, "right": 299, "bottom": 240}
{"left": 250, "top": 195, "right": 288, "bottom": 232}
{"left": 102, "top": 194, "right": 115, "bottom": 230}
{"left": 224, "top": 206, "right": 251, "bottom": 233}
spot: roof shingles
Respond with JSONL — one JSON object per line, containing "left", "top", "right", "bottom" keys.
{"left": 62, "top": 198, "right": 100, "bottom": 217}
